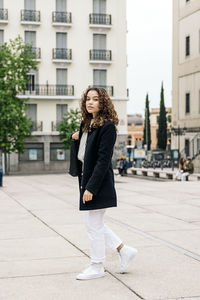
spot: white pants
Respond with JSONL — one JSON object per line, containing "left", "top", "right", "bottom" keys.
{"left": 84, "top": 209, "right": 122, "bottom": 263}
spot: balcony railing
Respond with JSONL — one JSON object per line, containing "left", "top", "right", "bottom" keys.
{"left": 30, "top": 121, "right": 43, "bottom": 131}
{"left": 27, "top": 47, "right": 41, "bottom": 59}
{"left": 89, "top": 13, "right": 111, "bottom": 25}
{"left": 22, "top": 84, "right": 74, "bottom": 96}
{"left": 89, "top": 49, "right": 112, "bottom": 61}
{"left": 21, "top": 10, "right": 40, "bottom": 22}
{"left": 52, "top": 11, "right": 72, "bottom": 23}
{"left": 88, "top": 85, "right": 114, "bottom": 97}
{"left": 51, "top": 121, "right": 62, "bottom": 131}
{"left": 0, "top": 8, "right": 8, "bottom": 21}
{"left": 52, "top": 48, "right": 72, "bottom": 60}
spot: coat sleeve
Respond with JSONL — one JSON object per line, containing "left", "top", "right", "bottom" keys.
{"left": 85, "top": 122, "right": 116, "bottom": 196}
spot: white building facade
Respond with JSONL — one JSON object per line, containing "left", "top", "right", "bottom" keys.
{"left": 0, "top": 0, "right": 128, "bottom": 174}
{"left": 172, "top": 0, "right": 200, "bottom": 170}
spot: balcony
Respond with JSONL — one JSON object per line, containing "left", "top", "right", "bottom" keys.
{"left": 52, "top": 48, "right": 72, "bottom": 63}
{"left": 30, "top": 121, "right": 43, "bottom": 132}
{"left": 20, "top": 10, "right": 41, "bottom": 25}
{"left": 21, "top": 84, "right": 74, "bottom": 97}
{"left": 52, "top": 11, "right": 72, "bottom": 27}
{"left": 51, "top": 121, "right": 62, "bottom": 131}
{"left": 27, "top": 47, "right": 41, "bottom": 60}
{"left": 89, "top": 13, "right": 112, "bottom": 28}
{"left": 89, "top": 49, "right": 112, "bottom": 64}
{"left": 88, "top": 85, "right": 114, "bottom": 97}
{"left": 0, "top": 8, "right": 8, "bottom": 23}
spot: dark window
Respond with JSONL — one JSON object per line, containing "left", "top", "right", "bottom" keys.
{"left": 25, "top": 104, "right": 37, "bottom": 130}
{"left": 186, "top": 36, "right": 190, "bottom": 56}
{"left": 19, "top": 143, "right": 44, "bottom": 161}
{"left": 185, "top": 93, "right": 190, "bottom": 113}
{"left": 127, "top": 135, "right": 132, "bottom": 146}
{"left": 185, "top": 139, "right": 190, "bottom": 157}
{"left": 186, "top": 0, "right": 190, "bottom": 2}
{"left": 50, "top": 143, "right": 66, "bottom": 161}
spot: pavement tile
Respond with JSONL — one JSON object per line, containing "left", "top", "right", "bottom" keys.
{"left": 106, "top": 246, "right": 200, "bottom": 299}
{"left": 0, "top": 237, "right": 83, "bottom": 261}
{"left": 148, "top": 229, "right": 200, "bottom": 254}
{"left": 0, "top": 272, "right": 140, "bottom": 300}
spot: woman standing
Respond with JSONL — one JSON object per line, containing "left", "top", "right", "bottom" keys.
{"left": 72, "top": 87, "right": 137, "bottom": 280}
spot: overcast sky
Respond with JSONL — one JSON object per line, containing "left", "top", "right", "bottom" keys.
{"left": 126, "top": 0, "right": 172, "bottom": 116}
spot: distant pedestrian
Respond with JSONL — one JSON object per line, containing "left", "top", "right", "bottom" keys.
{"left": 72, "top": 87, "right": 137, "bottom": 280}
{"left": 181, "top": 157, "right": 194, "bottom": 181}
{"left": 175, "top": 157, "right": 187, "bottom": 181}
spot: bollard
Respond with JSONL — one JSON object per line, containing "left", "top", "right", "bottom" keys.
{"left": 0, "top": 168, "right": 3, "bottom": 187}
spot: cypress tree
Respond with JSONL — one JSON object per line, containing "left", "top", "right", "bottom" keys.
{"left": 157, "top": 82, "right": 167, "bottom": 150}
{"left": 143, "top": 93, "right": 151, "bottom": 150}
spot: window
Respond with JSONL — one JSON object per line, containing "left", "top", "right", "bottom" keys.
{"left": 25, "top": 73, "right": 36, "bottom": 93}
{"left": 55, "top": 33, "right": 67, "bottom": 59}
{"left": 185, "top": 36, "right": 190, "bottom": 56}
{"left": 56, "top": 0, "right": 66, "bottom": 11}
{"left": 24, "top": 0, "right": 35, "bottom": 10}
{"left": 56, "top": 68, "right": 67, "bottom": 85}
{"left": 25, "top": 31, "right": 36, "bottom": 47}
{"left": 186, "top": 0, "right": 190, "bottom": 2}
{"left": 127, "top": 135, "right": 132, "bottom": 146}
{"left": 185, "top": 139, "right": 190, "bottom": 157}
{"left": 0, "top": 30, "right": 3, "bottom": 46}
{"left": 93, "top": 0, "right": 106, "bottom": 13}
{"left": 56, "top": 68, "right": 67, "bottom": 95}
{"left": 197, "top": 138, "right": 200, "bottom": 154}
{"left": 93, "top": 34, "right": 106, "bottom": 50}
{"left": 185, "top": 93, "right": 190, "bottom": 113}
{"left": 50, "top": 143, "right": 67, "bottom": 161}
{"left": 56, "top": 32, "right": 67, "bottom": 48}
{"left": 19, "top": 143, "right": 44, "bottom": 161}
{"left": 56, "top": 104, "right": 68, "bottom": 124}
{"left": 0, "top": 0, "right": 3, "bottom": 9}
{"left": 25, "top": 104, "right": 37, "bottom": 130}
{"left": 93, "top": 69, "right": 106, "bottom": 86}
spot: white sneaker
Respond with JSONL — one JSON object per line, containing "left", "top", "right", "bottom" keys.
{"left": 76, "top": 263, "right": 105, "bottom": 280}
{"left": 119, "top": 245, "right": 138, "bottom": 273}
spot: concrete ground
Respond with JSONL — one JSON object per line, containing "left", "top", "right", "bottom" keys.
{"left": 0, "top": 174, "right": 200, "bottom": 300}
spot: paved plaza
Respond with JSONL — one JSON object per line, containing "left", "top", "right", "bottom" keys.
{"left": 0, "top": 173, "right": 200, "bottom": 300}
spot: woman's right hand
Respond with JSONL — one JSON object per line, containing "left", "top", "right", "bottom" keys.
{"left": 72, "top": 131, "right": 79, "bottom": 140}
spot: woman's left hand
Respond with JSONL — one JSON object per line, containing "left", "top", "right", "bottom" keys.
{"left": 83, "top": 190, "right": 93, "bottom": 204}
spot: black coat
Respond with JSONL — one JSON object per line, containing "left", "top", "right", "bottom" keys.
{"left": 76, "top": 121, "right": 117, "bottom": 211}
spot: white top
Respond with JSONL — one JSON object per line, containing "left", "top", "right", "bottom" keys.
{"left": 78, "top": 120, "right": 94, "bottom": 163}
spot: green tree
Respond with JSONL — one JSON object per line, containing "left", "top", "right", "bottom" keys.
{"left": 58, "top": 108, "right": 81, "bottom": 149}
{"left": 0, "top": 36, "right": 38, "bottom": 174}
{"left": 157, "top": 82, "right": 167, "bottom": 150}
{"left": 143, "top": 93, "right": 151, "bottom": 150}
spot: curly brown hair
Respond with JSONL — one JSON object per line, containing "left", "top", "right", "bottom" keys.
{"left": 80, "top": 87, "right": 119, "bottom": 132}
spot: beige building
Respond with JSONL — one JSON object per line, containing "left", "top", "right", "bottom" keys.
{"left": 127, "top": 114, "right": 143, "bottom": 147}
{"left": 172, "top": 0, "right": 200, "bottom": 170}
{"left": 0, "top": 0, "right": 128, "bottom": 174}
{"left": 150, "top": 108, "right": 172, "bottom": 150}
